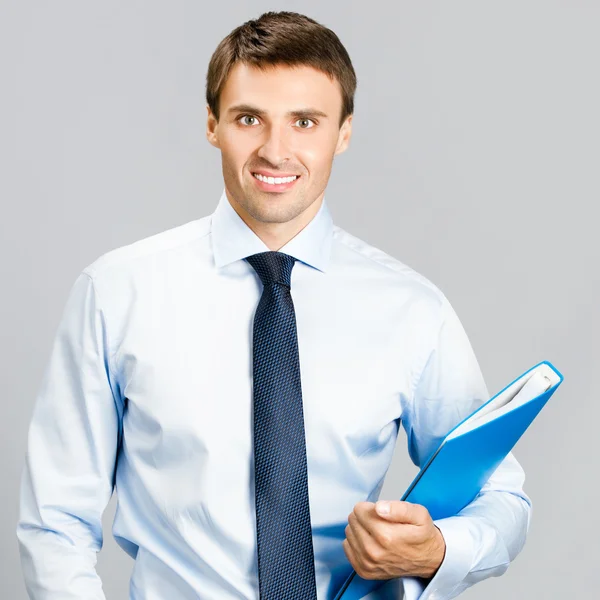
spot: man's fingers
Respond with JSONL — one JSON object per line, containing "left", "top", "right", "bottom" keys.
{"left": 348, "top": 500, "right": 429, "bottom": 548}
{"left": 375, "top": 500, "right": 428, "bottom": 525}
{"left": 346, "top": 515, "right": 370, "bottom": 553}
{"left": 342, "top": 537, "right": 355, "bottom": 563}
{"left": 350, "top": 502, "right": 379, "bottom": 538}
{"left": 343, "top": 527, "right": 363, "bottom": 568}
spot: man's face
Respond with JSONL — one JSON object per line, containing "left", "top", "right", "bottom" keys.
{"left": 206, "top": 62, "right": 352, "bottom": 226}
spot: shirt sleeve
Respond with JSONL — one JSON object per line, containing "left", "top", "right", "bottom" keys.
{"left": 16, "top": 271, "right": 123, "bottom": 599}
{"left": 399, "top": 294, "right": 532, "bottom": 600}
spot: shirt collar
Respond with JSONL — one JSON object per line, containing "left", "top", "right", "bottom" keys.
{"left": 210, "top": 188, "right": 334, "bottom": 273}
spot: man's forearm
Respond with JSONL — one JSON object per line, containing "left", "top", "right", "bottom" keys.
{"left": 402, "top": 454, "right": 531, "bottom": 600}
{"left": 17, "top": 519, "right": 106, "bottom": 600}
{"left": 17, "top": 271, "right": 119, "bottom": 599}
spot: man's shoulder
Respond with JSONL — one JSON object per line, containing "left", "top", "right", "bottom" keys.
{"left": 332, "top": 223, "right": 445, "bottom": 302}
{"left": 81, "top": 214, "right": 212, "bottom": 282}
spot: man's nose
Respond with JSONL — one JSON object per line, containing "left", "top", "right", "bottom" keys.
{"left": 257, "top": 125, "right": 292, "bottom": 166}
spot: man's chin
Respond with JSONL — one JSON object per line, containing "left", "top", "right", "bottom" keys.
{"left": 246, "top": 197, "right": 308, "bottom": 225}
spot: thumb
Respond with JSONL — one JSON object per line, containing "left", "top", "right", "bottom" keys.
{"left": 375, "top": 500, "right": 419, "bottom": 523}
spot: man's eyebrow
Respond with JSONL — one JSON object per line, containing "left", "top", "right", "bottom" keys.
{"left": 226, "top": 104, "right": 329, "bottom": 119}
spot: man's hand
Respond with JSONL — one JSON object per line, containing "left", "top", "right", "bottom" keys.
{"left": 342, "top": 500, "right": 446, "bottom": 581}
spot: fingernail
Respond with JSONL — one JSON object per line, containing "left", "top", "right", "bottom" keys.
{"left": 377, "top": 501, "right": 390, "bottom": 515}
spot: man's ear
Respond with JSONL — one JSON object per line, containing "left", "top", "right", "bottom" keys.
{"left": 334, "top": 114, "right": 353, "bottom": 156}
{"left": 206, "top": 105, "right": 220, "bottom": 149}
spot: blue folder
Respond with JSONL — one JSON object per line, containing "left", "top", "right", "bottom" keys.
{"left": 334, "top": 360, "right": 564, "bottom": 600}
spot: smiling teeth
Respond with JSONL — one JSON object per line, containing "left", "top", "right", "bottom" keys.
{"left": 253, "top": 173, "right": 298, "bottom": 184}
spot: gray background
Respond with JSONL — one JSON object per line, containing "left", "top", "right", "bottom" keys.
{"left": 2, "top": 1, "right": 598, "bottom": 598}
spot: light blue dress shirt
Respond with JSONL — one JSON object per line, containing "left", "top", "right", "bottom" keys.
{"left": 17, "top": 189, "right": 531, "bottom": 600}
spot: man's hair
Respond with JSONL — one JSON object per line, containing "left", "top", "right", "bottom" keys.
{"left": 206, "top": 11, "right": 357, "bottom": 129}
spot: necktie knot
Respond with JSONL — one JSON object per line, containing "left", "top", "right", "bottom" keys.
{"left": 245, "top": 251, "right": 296, "bottom": 288}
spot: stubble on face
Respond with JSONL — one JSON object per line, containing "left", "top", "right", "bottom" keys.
{"left": 223, "top": 157, "right": 330, "bottom": 226}
{"left": 210, "top": 62, "right": 350, "bottom": 232}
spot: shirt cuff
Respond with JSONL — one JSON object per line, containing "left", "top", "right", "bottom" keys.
{"left": 401, "top": 516, "right": 474, "bottom": 600}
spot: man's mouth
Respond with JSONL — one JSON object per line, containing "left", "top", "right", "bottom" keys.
{"left": 251, "top": 171, "right": 301, "bottom": 192}
{"left": 252, "top": 172, "right": 299, "bottom": 184}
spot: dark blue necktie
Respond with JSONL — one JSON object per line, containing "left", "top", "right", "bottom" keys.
{"left": 245, "top": 251, "right": 318, "bottom": 600}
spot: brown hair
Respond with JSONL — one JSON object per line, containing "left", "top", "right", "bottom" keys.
{"left": 206, "top": 11, "right": 357, "bottom": 129}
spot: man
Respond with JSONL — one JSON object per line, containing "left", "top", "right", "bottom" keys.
{"left": 17, "top": 10, "right": 531, "bottom": 600}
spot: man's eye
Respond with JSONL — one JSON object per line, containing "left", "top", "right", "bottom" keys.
{"left": 237, "top": 115, "right": 315, "bottom": 128}
{"left": 239, "top": 115, "right": 259, "bottom": 126}
{"left": 296, "top": 118, "right": 315, "bottom": 129}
